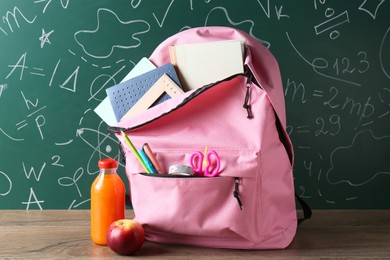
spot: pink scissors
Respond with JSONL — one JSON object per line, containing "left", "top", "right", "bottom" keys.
{"left": 190, "top": 147, "right": 221, "bottom": 177}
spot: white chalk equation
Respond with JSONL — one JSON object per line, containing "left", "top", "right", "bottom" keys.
{"left": 5, "top": 53, "right": 79, "bottom": 92}
{"left": 286, "top": 81, "right": 390, "bottom": 135}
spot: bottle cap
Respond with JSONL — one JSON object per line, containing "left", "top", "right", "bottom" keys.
{"left": 98, "top": 158, "right": 118, "bottom": 169}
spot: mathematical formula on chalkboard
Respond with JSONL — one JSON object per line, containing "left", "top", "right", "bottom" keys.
{"left": 0, "top": 0, "right": 389, "bottom": 209}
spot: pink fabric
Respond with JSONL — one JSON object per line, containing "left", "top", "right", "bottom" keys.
{"left": 116, "top": 27, "right": 297, "bottom": 249}
{"left": 149, "top": 26, "right": 287, "bottom": 130}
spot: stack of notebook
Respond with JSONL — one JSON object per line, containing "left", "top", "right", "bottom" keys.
{"left": 95, "top": 39, "right": 245, "bottom": 125}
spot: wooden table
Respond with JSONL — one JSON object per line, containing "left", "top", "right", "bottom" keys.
{"left": 1, "top": 210, "right": 390, "bottom": 259}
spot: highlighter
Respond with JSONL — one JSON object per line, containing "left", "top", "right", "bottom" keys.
{"left": 142, "top": 143, "right": 163, "bottom": 174}
{"left": 138, "top": 149, "right": 157, "bottom": 174}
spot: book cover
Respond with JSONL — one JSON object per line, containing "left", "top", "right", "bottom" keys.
{"left": 121, "top": 73, "right": 184, "bottom": 121}
{"left": 94, "top": 57, "right": 156, "bottom": 125}
{"left": 106, "top": 63, "right": 181, "bottom": 122}
{"left": 169, "top": 40, "right": 245, "bottom": 91}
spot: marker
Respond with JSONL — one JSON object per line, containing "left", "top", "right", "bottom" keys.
{"left": 142, "top": 143, "right": 163, "bottom": 174}
{"left": 138, "top": 149, "right": 157, "bottom": 174}
{"left": 120, "top": 131, "right": 150, "bottom": 173}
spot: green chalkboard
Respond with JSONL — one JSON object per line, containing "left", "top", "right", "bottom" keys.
{"left": 0, "top": 0, "right": 389, "bottom": 209}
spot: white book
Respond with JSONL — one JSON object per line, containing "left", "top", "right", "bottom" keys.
{"left": 169, "top": 39, "right": 245, "bottom": 91}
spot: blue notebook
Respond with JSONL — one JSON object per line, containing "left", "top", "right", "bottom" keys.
{"left": 106, "top": 63, "right": 181, "bottom": 121}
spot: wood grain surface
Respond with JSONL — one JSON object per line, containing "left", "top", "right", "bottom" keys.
{"left": 1, "top": 210, "right": 390, "bottom": 259}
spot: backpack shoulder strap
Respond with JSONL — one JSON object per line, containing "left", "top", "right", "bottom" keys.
{"left": 296, "top": 194, "right": 312, "bottom": 225}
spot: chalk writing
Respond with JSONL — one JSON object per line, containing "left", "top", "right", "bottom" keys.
{"left": 314, "top": 10, "right": 349, "bottom": 40}
{"left": 21, "top": 188, "right": 44, "bottom": 210}
{"left": 380, "top": 26, "right": 390, "bottom": 79}
{"left": 153, "top": 0, "right": 175, "bottom": 28}
{"left": 76, "top": 124, "right": 123, "bottom": 175}
{"left": 0, "top": 6, "right": 37, "bottom": 36}
{"left": 326, "top": 130, "right": 390, "bottom": 187}
{"left": 58, "top": 167, "right": 84, "bottom": 197}
{"left": 34, "top": 0, "right": 70, "bottom": 14}
{"left": 55, "top": 139, "right": 74, "bottom": 146}
{"left": 131, "top": 0, "right": 142, "bottom": 9}
{"left": 0, "top": 1, "right": 388, "bottom": 210}
{"left": 59, "top": 66, "right": 79, "bottom": 93}
{"left": 22, "top": 162, "right": 46, "bottom": 181}
{"left": 6, "top": 52, "right": 28, "bottom": 80}
{"left": 286, "top": 32, "right": 362, "bottom": 87}
{"left": 88, "top": 65, "right": 126, "bottom": 102}
{"left": 0, "top": 128, "right": 24, "bottom": 142}
{"left": 332, "top": 52, "right": 370, "bottom": 75}
{"left": 19, "top": 91, "right": 47, "bottom": 140}
{"left": 359, "top": 0, "right": 386, "bottom": 19}
{"left": 205, "top": 6, "right": 271, "bottom": 48}
{"left": 68, "top": 198, "right": 90, "bottom": 210}
{"left": 0, "top": 84, "right": 6, "bottom": 98}
{"left": 256, "top": 0, "right": 270, "bottom": 18}
{"left": 285, "top": 78, "right": 307, "bottom": 103}
{"left": 30, "top": 67, "right": 45, "bottom": 77}
{"left": 38, "top": 28, "right": 54, "bottom": 48}
{"left": 51, "top": 155, "right": 64, "bottom": 167}
{"left": 275, "top": 5, "right": 289, "bottom": 20}
{"left": 314, "top": 114, "right": 341, "bottom": 136}
{"left": 0, "top": 171, "right": 12, "bottom": 196}
{"left": 74, "top": 8, "right": 150, "bottom": 59}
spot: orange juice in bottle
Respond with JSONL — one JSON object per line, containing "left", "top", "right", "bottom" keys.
{"left": 91, "top": 158, "right": 125, "bottom": 245}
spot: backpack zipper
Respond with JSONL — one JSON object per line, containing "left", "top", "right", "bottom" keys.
{"left": 108, "top": 66, "right": 258, "bottom": 134}
{"left": 233, "top": 177, "right": 243, "bottom": 210}
{"left": 243, "top": 69, "right": 253, "bottom": 119}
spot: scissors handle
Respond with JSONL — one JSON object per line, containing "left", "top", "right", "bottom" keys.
{"left": 190, "top": 151, "right": 204, "bottom": 174}
{"left": 190, "top": 150, "right": 221, "bottom": 177}
{"left": 203, "top": 150, "right": 221, "bottom": 177}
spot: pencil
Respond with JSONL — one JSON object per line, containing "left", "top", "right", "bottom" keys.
{"left": 120, "top": 131, "right": 150, "bottom": 173}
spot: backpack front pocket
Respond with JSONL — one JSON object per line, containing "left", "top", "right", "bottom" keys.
{"left": 128, "top": 149, "right": 261, "bottom": 248}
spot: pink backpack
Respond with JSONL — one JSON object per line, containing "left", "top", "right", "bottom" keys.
{"left": 110, "top": 26, "right": 310, "bottom": 249}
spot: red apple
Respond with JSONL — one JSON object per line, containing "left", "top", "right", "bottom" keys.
{"left": 106, "top": 219, "right": 145, "bottom": 255}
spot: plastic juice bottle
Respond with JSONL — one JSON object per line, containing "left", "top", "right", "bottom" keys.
{"left": 91, "top": 158, "right": 125, "bottom": 245}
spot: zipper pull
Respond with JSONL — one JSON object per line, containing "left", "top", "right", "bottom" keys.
{"left": 243, "top": 70, "right": 253, "bottom": 119}
{"left": 108, "top": 126, "right": 127, "bottom": 134}
{"left": 233, "top": 177, "right": 243, "bottom": 210}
